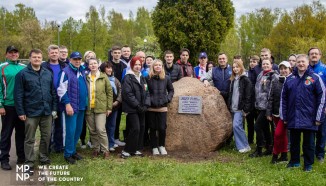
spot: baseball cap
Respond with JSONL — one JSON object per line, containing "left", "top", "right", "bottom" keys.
{"left": 6, "top": 46, "right": 19, "bottom": 53}
{"left": 70, "top": 51, "right": 82, "bottom": 59}
{"left": 279, "top": 61, "right": 291, "bottom": 68}
{"left": 198, "top": 52, "right": 207, "bottom": 59}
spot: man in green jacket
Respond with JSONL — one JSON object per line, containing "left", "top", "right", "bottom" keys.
{"left": 0, "top": 46, "right": 26, "bottom": 170}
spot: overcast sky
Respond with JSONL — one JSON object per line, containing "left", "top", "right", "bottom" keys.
{"left": 0, "top": 0, "right": 324, "bottom": 22}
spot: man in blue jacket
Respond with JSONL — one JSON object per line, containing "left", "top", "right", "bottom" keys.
{"left": 308, "top": 47, "right": 326, "bottom": 163}
{"left": 281, "top": 54, "right": 325, "bottom": 172}
{"left": 14, "top": 49, "right": 57, "bottom": 175}
{"left": 201, "top": 52, "right": 232, "bottom": 104}
{"left": 57, "top": 52, "right": 88, "bottom": 164}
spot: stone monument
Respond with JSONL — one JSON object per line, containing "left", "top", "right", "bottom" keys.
{"left": 166, "top": 77, "right": 232, "bottom": 153}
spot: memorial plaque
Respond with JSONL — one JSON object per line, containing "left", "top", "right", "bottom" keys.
{"left": 178, "top": 96, "right": 202, "bottom": 114}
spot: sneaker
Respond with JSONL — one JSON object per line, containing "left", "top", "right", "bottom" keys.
{"left": 249, "top": 148, "right": 262, "bottom": 158}
{"left": 304, "top": 165, "right": 312, "bottom": 172}
{"left": 81, "top": 145, "right": 86, "bottom": 149}
{"left": 152, "top": 148, "right": 160, "bottom": 155}
{"left": 121, "top": 151, "right": 131, "bottom": 159}
{"left": 158, "top": 146, "right": 167, "bottom": 155}
{"left": 113, "top": 144, "right": 119, "bottom": 148}
{"left": 72, "top": 153, "right": 83, "bottom": 160}
{"left": 65, "top": 157, "right": 76, "bottom": 164}
{"left": 1, "top": 162, "right": 12, "bottom": 170}
{"left": 103, "top": 151, "right": 110, "bottom": 159}
{"left": 135, "top": 151, "right": 144, "bottom": 157}
{"left": 239, "top": 147, "right": 251, "bottom": 153}
{"left": 87, "top": 141, "right": 93, "bottom": 149}
{"left": 109, "top": 147, "right": 115, "bottom": 152}
{"left": 317, "top": 157, "right": 324, "bottom": 164}
{"left": 287, "top": 163, "right": 300, "bottom": 168}
{"left": 115, "top": 139, "right": 126, "bottom": 147}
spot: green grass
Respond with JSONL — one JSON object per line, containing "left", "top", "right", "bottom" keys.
{"left": 44, "top": 114, "right": 326, "bottom": 186}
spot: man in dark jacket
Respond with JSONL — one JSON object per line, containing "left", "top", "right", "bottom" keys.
{"left": 164, "top": 50, "right": 182, "bottom": 83}
{"left": 41, "top": 44, "right": 67, "bottom": 153}
{"left": 202, "top": 53, "right": 232, "bottom": 104}
{"left": 59, "top": 45, "right": 70, "bottom": 64}
{"left": 14, "top": 49, "right": 57, "bottom": 174}
{"left": 281, "top": 54, "right": 325, "bottom": 172}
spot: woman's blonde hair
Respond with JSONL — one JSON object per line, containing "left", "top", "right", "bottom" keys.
{"left": 230, "top": 60, "right": 245, "bottom": 81}
{"left": 149, "top": 59, "right": 165, "bottom": 79}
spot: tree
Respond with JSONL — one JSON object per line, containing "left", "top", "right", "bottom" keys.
{"left": 152, "top": 0, "right": 235, "bottom": 63}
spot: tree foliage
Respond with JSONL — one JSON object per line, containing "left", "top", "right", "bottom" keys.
{"left": 152, "top": 0, "right": 235, "bottom": 63}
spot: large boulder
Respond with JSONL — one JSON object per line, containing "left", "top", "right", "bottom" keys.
{"left": 166, "top": 77, "right": 232, "bottom": 153}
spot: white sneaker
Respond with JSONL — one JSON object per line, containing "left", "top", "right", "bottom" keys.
{"left": 239, "top": 146, "right": 251, "bottom": 153}
{"left": 113, "top": 144, "right": 119, "bottom": 148}
{"left": 109, "top": 147, "right": 115, "bottom": 152}
{"left": 135, "top": 151, "right": 144, "bottom": 157}
{"left": 114, "top": 139, "right": 126, "bottom": 146}
{"left": 81, "top": 145, "right": 86, "bottom": 149}
{"left": 121, "top": 151, "right": 131, "bottom": 158}
{"left": 87, "top": 141, "right": 93, "bottom": 148}
{"left": 158, "top": 146, "right": 167, "bottom": 155}
{"left": 152, "top": 148, "right": 160, "bottom": 155}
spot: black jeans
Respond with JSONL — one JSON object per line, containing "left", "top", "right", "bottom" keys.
{"left": 254, "top": 110, "right": 271, "bottom": 148}
{"left": 147, "top": 112, "right": 167, "bottom": 148}
{"left": 246, "top": 109, "right": 257, "bottom": 144}
{"left": 51, "top": 111, "right": 64, "bottom": 152}
{"left": 79, "top": 117, "right": 87, "bottom": 144}
{"left": 290, "top": 129, "right": 315, "bottom": 167}
{"left": 124, "top": 113, "right": 145, "bottom": 153}
{"left": 0, "top": 106, "right": 25, "bottom": 163}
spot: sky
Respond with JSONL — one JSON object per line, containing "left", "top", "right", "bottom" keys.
{"left": 0, "top": 0, "right": 325, "bottom": 22}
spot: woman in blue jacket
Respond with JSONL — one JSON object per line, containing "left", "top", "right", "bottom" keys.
{"left": 281, "top": 54, "right": 325, "bottom": 172}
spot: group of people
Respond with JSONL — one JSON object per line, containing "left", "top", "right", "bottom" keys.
{"left": 0, "top": 43, "right": 325, "bottom": 175}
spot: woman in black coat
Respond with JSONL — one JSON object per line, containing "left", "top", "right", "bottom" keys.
{"left": 146, "top": 59, "right": 174, "bottom": 155}
{"left": 121, "top": 56, "right": 150, "bottom": 158}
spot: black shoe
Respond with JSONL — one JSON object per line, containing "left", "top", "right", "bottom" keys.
{"left": 1, "top": 162, "right": 12, "bottom": 170}
{"left": 40, "top": 159, "right": 51, "bottom": 165}
{"left": 278, "top": 152, "right": 288, "bottom": 162}
{"left": 17, "top": 158, "right": 25, "bottom": 165}
{"left": 262, "top": 149, "right": 272, "bottom": 156}
{"left": 65, "top": 157, "right": 76, "bottom": 164}
{"left": 249, "top": 148, "right": 262, "bottom": 158}
{"left": 271, "top": 154, "right": 278, "bottom": 164}
{"left": 72, "top": 153, "right": 83, "bottom": 160}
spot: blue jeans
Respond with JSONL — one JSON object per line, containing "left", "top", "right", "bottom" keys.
{"left": 106, "top": 111, "right": 118, "bottom": 148}
{"left": 315, "top": 120, "right": 326, "bottom": 159}
{"left": 290, "top": 129, "right": 315, "bottom": 167}
{"left": 63, "top": 111, "right": 85, "bottom": 158}
{"left": 232, "top": 111, "right": 250, "bottom": 150}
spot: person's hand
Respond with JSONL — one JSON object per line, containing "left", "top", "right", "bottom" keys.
{"left": 66, "top": 104, "right": 74, "bottom": 116}
{"left": 267, "top": 116, "right": 272, "bottom": 121}
{"left": 112, "top": 101, "right": 119, "bottom": 108}
{"left": 19, "top": 115, "right": 26, "bottom": 121}
{"left": 315, "top": 121, "right": 321, "bottom": 126}
{"left": 52, "top": 111, "right": 58, "bottom": 119}
{"left": 107, "top": 110, "right": 112, "bottom": 116}
{"left": 203, "top": 80, "right": 210, "bottom": 87}
{"left": 0, "top": 108, "right": 5, "bottom": 116}
{"left": 137, "top": 105, "right": 147, "bottom": 113}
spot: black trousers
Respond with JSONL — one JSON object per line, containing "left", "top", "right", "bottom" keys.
{"left": 147, "top": 112, "right": 167, "bottom": 148}
{"left": 254, "top": 110, "right": 271, "bottom": 148}
{"left": 124, "top": 113, "right": 145, "bottom": 153}
{"left": 0, "top": 106, "right": 25, "bottom": 162}
{"left": 246, "top": 109, "right": 257, "bottom": 144}
{"left": 290, "top": 129, "right": 315, "bottom": 167}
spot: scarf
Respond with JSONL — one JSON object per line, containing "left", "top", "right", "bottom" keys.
{"left": 109, "top": 76, "right": 117, "bottom": 95}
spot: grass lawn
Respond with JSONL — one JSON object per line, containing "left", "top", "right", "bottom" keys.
{"left": 46, "top": 114, "right": 326, "bottom": 186}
